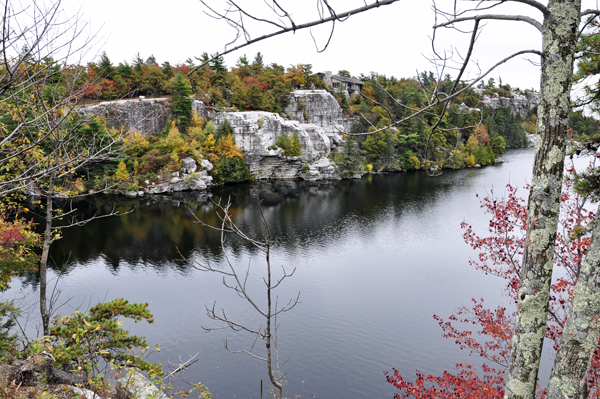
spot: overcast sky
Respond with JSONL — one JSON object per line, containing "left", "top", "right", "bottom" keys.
{"left": 61, "top": 0, "right": 598, "bottom": 91}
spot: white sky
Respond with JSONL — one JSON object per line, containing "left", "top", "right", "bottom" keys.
{"left": 60, "top": 0, "right": 599, "bottom": 91}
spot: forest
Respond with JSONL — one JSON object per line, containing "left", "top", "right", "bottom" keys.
{"left": 35, "top": 49, "right": 600, "bottom": 192}
{"left": 4, "top": 0, "right": 600, "bottom": 396}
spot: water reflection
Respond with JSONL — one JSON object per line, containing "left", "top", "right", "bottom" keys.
{"left": 42, "top": 170, "right": 474, "bottom": 278}
{"left": 14, "top": 148, "right": 536, "bottom": 399}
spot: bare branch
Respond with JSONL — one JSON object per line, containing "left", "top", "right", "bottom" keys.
{"left": 435, "top": 14, "right": 543, "bottom": 33}
{"left": 189, "top": 0, "right": 401, "bottom": 76}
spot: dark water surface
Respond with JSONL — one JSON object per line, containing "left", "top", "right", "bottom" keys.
{"left": 8, "top": 148, "right": 536, "bottom": 398}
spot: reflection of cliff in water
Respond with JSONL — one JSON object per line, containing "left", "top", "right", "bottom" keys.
{"left": 39, "top": 170, "right": 466, "bottom": 278}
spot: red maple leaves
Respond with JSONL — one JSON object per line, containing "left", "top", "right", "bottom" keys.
{"left": 387, "top": 178, "right": 599, "bottom": 398}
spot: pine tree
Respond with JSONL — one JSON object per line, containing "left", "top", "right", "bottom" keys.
{"left": 168, "top": 73, "right": 193, "bottom": 131}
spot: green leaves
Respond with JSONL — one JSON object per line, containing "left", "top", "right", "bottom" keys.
{"left": 40, "top": 299, "right": 161, "bottom": 376}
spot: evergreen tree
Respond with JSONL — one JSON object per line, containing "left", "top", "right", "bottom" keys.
{"left": 216, "top": 119, "right": 234, "bottom": 139}
{"left": 97, "top": 51, "right": 114, "bottom": 80}
{"left": 210, "top": 53, "right": 227, "bottom": 73}
{"left": 252, "top": 52, "right": 264, "bottom": 69}
{"left": 168, "top": 73, "right": 193, "bottom": 131}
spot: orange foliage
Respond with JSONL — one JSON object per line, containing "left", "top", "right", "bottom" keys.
{"left": 472, "top": 124, "right": 490, "bottom": 145}
{"left": 216, "top": 135, "right": 243, "bottom": 159}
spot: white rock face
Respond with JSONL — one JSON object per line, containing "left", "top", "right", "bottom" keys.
{"left": 301, "top": 157, "right": 340, "bottom": 181}
{"left": 213, "top": 111, "right": 328, "bottom": 160}
{"left": 79, "top": 98, "right": 209, "bottom": 134}
{"left": 285, "top": 90, "right": 356, "bottom": 144}
{"left": 480, "top": 91, "right": 539, "bottom": 116}
{"left": 213, "top": 111, "right": 340, "bottom": 180}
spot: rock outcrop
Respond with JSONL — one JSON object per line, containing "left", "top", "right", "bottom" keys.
{"left": 284, "top": 90, "right": 357, "bottom": 139}
{"left": 213, "top": 111, "right": 340, "bottom": 181}
{"left": 79, "top": 98, "right": 210, "bottom": 134}
{"left": 117, "top": 369, "right": 168, "bottom": 399}
{"left": 121, "top": 157, "right": 215, "bottom": 197}
{"left": 473, "top": 88, "right": 539, "bottom": 116}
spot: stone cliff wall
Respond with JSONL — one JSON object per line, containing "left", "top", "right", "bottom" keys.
{"left": 284, "top": 90, "right": 357, "bottom": 137}
{"left": 473, "top": 88, "right": 539, "bottom": 116}
{"left": 79, "top": 98, "right": 210, "bottom": 134}
{"left": 212, "top": 111, "right": 340, "bottom": 181}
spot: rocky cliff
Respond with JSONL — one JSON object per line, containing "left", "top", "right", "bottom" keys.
{"left": 212, "top": 111, "right": 340, "bottom": 181}
{"left": 79, "top": 97, "right": 210, "bottom": 134}
{"left": 472, "top": 88, "right": 539, "bottom": 116}
{"left": 80, "top": 91, "right": 354, "bottom": 183}
{"left": 284, "top": 90, "right": 357, "bottom": 137}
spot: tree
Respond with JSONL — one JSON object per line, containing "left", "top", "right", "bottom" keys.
{"left": 0, "top": 1, "right": 134, "bottom": 337}
{"left": 196, "top": 0, "right": 600, "bottom": 397}
{"left": 97, "top": 51, "right": 114, "bottom": 80}
{"left": 167, "top": 73, "right": 193, "bottom": 130}
{"left": 387, "top": 180, "right": 600, "bottom": 398}
{"left": 252, "top": 52, "right": 264, "bottom": 70}
{"left": 192, "top": 200, "right": 299, "bottom": 399}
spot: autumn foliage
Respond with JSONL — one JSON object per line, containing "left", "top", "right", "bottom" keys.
{"left": 387, "top": 177, "right": 598, "bottom": 398}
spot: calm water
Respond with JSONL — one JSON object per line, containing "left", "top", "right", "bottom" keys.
{"left": 7, "top": 148, "right": 536, "bottom": 398}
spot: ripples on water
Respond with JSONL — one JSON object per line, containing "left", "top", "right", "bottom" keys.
{"left": 6, "top": 148, "right": 537, "bottom": 398}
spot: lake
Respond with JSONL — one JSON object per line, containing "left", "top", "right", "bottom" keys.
{"left": 7, "top": 148, "right": 536, "bottom": 398}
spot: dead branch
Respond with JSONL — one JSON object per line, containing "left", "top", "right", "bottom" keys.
{"left": 189, "top": 0, "right": 401, "bottom": 76}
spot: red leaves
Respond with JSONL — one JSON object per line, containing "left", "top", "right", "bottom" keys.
{"left": 242, "top": 76, "right": 269, "bottom": 92}
{"left": 434, "top": 299, "right": 513, "bottom": 368}
{"left": 460, "top": 184, "right": 527, "bottom": 298}
{"left": 387, "top": 179, "right": 599, "bottom": 397}
{"left": 386, "top": 363, "right": 504, "bottom": 399}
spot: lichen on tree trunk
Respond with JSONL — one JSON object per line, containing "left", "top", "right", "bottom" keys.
{"left": 546, "top": 219, "right": 600, "bottom": 398}
{"left": 504, "top": 1, "right": 581, "bottom": 398}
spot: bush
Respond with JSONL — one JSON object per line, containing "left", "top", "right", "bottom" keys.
{"left": 406, "top": 155, "right": 421, "bottom": 170}
{"left": 211, "top": 156, "right": 253, "bottom": 184}
{"left": 275, "top": 133, "right": 302, "bottom": 156}
{"left": 38, "top": 299, "right": 161, "bottom": 376}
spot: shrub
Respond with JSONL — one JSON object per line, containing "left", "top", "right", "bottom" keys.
{"left": 211, "top": 156, "right": 253, "bottom": 184}
{"left": 406, "top": 155, "right": 421, "bottom": 170}
{"left": 113, "top": 161, "right": 129, "bottom": 182}
{"left": 37, "top": 299, "right": 162, "bottom": 376}
{"left": 275, "top": 133, "right": 302, "bottom": 156}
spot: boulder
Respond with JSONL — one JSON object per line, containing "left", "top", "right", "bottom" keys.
{"left": 201, "top": 159, "right": 214, "bottom": 171}
{"left": 182, "top": 157, "right": 197, "bottom": 174}
{"left": 300, "top": 157, "right": 340, "bottom": 181}
{"left": 116, "top": 370, "right": 168, "bottom": 399}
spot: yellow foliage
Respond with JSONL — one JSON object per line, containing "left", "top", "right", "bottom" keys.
{"left": 523, "top": 114, "right": 537, "bottom": 134}
{"left": 465, "top": 153, "right": 476, "bottom": 166}
{"left": 407, "top": 155, "right": 421, "bottom": 170}
{"left": 124, "top": 130, "right": 149, "bottom": 155}
{"left": 203, "top": 134, "right": 216, "bottom": 153}
{"left": 216, "top": 135, "right": 244, "bottom": 159}
{"left": 190, "top": 112, "right": 205, "bottom": 129}
{"left": 366, "top": 164, "right": 374, "bottom": 173}
{"left": 362, "top": 85, "right": 376, "bottom": 101}
{"left": 113, "top": 161, "right": 129, "bottom": 182}
{"left": 166, "top": 124, "right": 184, "bottom": 147}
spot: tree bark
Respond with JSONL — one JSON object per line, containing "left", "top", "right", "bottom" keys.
{"left": 546, "top": 220, "right": 600, "bottom": 397}
{"left": 504, "top": 1, "right": 581, "bottom": 398}
{"left": 39, "top": 169, "right": 55, "bottom": 337}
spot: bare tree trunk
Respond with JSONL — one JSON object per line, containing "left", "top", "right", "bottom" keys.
{"left": 39, "top": 170, "right": 55, "bottom": 336}
{"left": 505, "top": 1, "right": 581, "bottom": 398}
{"left": 264, "top": 243, "right": 283, "bottom": 399}
{"left": 546, "top": 219, "right": 600, "bottom": 397}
